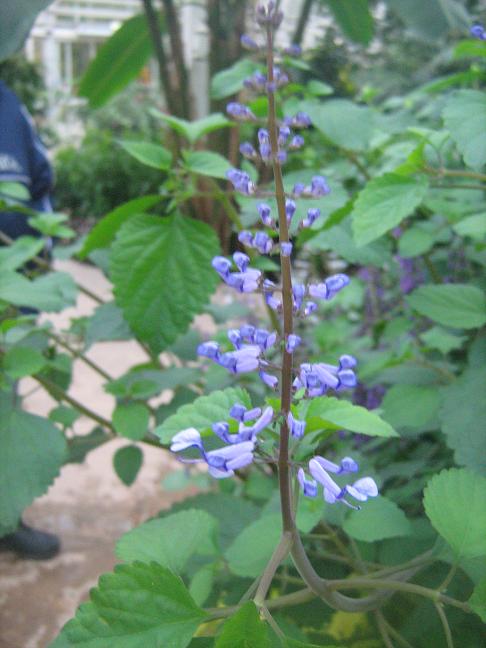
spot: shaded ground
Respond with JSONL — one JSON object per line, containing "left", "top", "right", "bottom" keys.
{"left": 0, "top": 260, "right": 199, "bottom": 648}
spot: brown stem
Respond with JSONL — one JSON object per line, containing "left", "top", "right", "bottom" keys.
{"left": 293, "top": 0, "right": 315, "bottom": 45}
{"left": 159, "top": 0, "right": 191, "bottom": 119}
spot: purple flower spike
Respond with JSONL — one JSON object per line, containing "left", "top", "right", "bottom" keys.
{"left": 285, "top": 199, "right": 296, "bottom": 222}
{"left": 206, "top": 441, "right": 255, "bottom": 478}
{"left": 259, "top": 370, "right": 278, "bottom": 390}
{"left": 170, "top": 428, "right": 203, "bottom": 453}
{"left": 238, "top": 230, "right": 254, "bottom": 246}
{"left": 227, "top": 329, "right": 242, "bottom": 349}
{"left": 303, "top": 301, "right": 318, "bottom": 317}
{"left": 308, "top": 273, "right": 350, "bottom": 301}
{"left": 226, "top": 168, "right": 255, "bottom": 195}
{"left": 241, "top": 34, "right": 259, "bottom": 50}
{"left": 312, "top": 455, "right": 358, "bottom": 475}
{"left": 471, "top": 24, "right": 486, "bottom": 40}
{"left": 301, "top": 207, "right": 320, "bottom": 229}
{"left": 251, "top": 406, "right": 274, "bottom": 434}
{"left": 254, "top": 231, "right": 273, "bottom": 254}
{"left": 310, "top": 175, "right": 330, "bottom": 197}
{"left": 289, "top": 135, "right": 305, "bottom": 150}
{"left": 258, "top": 203, "right": 273, "bottom": 227}
{"left": 278, "top": 125, "right": 291, "bottom": 145}
{"left": 287, "top": 411, "right": 306, "bottom": 438}
{"left": 292, "top": 182, "right": 305, "bottom": 197}
{"left": 212, "top": 256, "right": 231, "bottom": 277}
{"left": 254, "top": 328, "right": 277, "bottom": 350}
{"left": 240, "top": 324, "right": 256, "bottom": 341}
{"left": 345, "top": 478, "right": 379, "bottom": 501}
{"left": 281, "top": 242, "right": 292, "bottom": 257}
{"left": 291, "top": 112, "right": 312, "bottom": 128}
{"left": 339, "top": 354, "right": 357, "bottom": 370}
{"left": 240, "top": 142, "right": 257, "bottom": 159}
{"left": 286, "top": 334, "right": 301, "bottom": 353}
{"left": 197, "top": 341, "right": 220, "bottom": 359}
{"left": 258, "top": 129, "right": 271, "bottom": 162}
{"left": 298, "top": 468, "right": 318, "bottom": 497}
{"left": 307, "top": 455, "right": 377, "bottom": 508}
{"left": 230, "top": 403, "right": 248, "bottom": 421}
{"left": 277, "top": 150, "right": 288, "bottom": 164}
{"left": 293, "top": 284, "right": 306, "bottom": 311}
{"left": 212, "top": 421, "right": 236, "bottom": 444}
{"left": 219, "top": 345, "right": 261, "bottom": 374}
{"left": 233, "top": 251, "right": 250, "bottom": 272}
{"left": 226, "top": 102, "right": 256, "bottom": 121}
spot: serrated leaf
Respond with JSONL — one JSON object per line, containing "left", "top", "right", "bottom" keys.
{"left": 0, "top": 401, "right": 66, "bottom": 532}
{"left": 406, "top": 284, "right": 486, "bottom": 329}
{"left": 440, "top": 368, "right": 486, "bottom": 473}
{"left": 419, "top": 326, "right": 466, "bottom": 354}
{"left": 113, "top": 445, "right": 143, "bottom": 486}
{"left": 2, "top": 345, "right": 46, "bottom": 378}
{"left": 225, "top": 514, "right": 282, "bottom": 577}
{"left": 152, "top": 110, "right": 231, "bottom": 144}
{"left": 110, "top": 214, "right": 219, "bottom": 353}
{"left": 78, "top": 14, "right": 159, "bottom": 108}
{"left": 79, "top": 195, "right": 162, "bottom": 258}
{"left": 326, "top": 0, "right": 374, "bottom": 45}
{"left": 343, "top": 496, "right": 412, "bottom": 542}
{"left": 424, "top": 468, "right": 486, "bottom": 559}
{"left": 112, "top": 402, "right": 149, "bottom": 441}
{"left": 303, "top": 397, "right": 398, "bottom": 438}
{"left": 304, "top": 99, "right": 374, "bottom": 151}
{"left": 116, "top": 509, "right": 218, "bottom": 571}
{"left": 211, "top": 59, "right": 257, "bottom": 100}
{"left": 443, "top": 90, "right": 486, "bottom": 170}
{"left": 155, "top": 387, "right": 251, "bottom": 443}
{"left": 183, "top": 150, "right": 231, "bottom": 179}
{"left": 119, "top": 140, "right": 172, "bottom": 170}
{"left": 352, "top": 173, "right": 429, "bottom": 246}
{"left": 215, "top": 601, "right": 270, "bottom": 647}
{"left": 0, "top": 236, "right": 44, "bottom": 272}
{"left": 64, "top": 562, "right": 206, "bottom": 647}
{"left": 469, "top": 578, "right": 486, "bottom": 622}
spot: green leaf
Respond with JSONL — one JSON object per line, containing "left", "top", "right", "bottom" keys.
{"left": 50, "top": 405, "right": 80, "bottom": 428}
{"left": 113, "top": 445, "right": 143, "bottom": 486}
{"left": 215, "top": 602, "right": 270, "bottom": 648}
{"left": 67, "top": 428, "right": 109, "bottom": 464}
{"left": 64, "top": 562, "right": 206, "bottom": 647}
{"left": 78, "top": 14, "right": 158, "bottom": 108}
{"left": 326, "top": 0, "right": 374, "bottom": 45}
{"left": 152, "top": 110, "right": 231, "bottom": 144}
{"left": 110, "top": 214, "right": 219, "bottom": 353}
{"left": 0, "top": 236, "right": 44, "bottom": 272}
{"left": 0, "top": 402, "right": 66, "bottom": 532}
{"left": 2, "top": 345, "right": 46, "bottom": 378}
{"left": 0, "top": 0, "right": 54, "bottom": 61}
{"left": 306, "top": 222, "right": 391, "bottom": 267}
{"left": 454, "top": 39, "right": 486, "bottom": 59}
{"left": 306, "top": 80, "right": 333, "bottom": 96}
{"left": 211, "top": 59, "right": 257, "bottom": 100}
{"left": 352, "top": 173, "right": 429, "bottom": 246}
{"left": 106, "top": 367, "right": 199, "bottom": 400}
{"left": 406, "top": 284, "right": 486, "bottom": 329}
{"left": 424, "top": 468, "right": 486, "bottom": 559}
{"left": 85, "top": 302, "right": 132, "bottom": 347}
{"left": 189, "top": 564, "right": 215, "bottom": 607}
{"left": 398, "top": 226, "right": 435, "bottom": 258}
{"left": 469, "top": 578, "right": 486, "bottom": 623}
{"left": 116, "top": 510, "right": 218, "bottom": 571}
{"left": 183, "top": 150, "right": 231, "bottom": 179}
{"left": 303, "top": 397, "right": 398, "bottom": 438}
{"left": 0, "top": 271, "right": 77, "bottom": 312}
{"left": 440, "top": 368, "right": 486, "bottom": 473}
{"left": 385, "top": 0, "right": 470, "bottom": 39}
{"left": 443, "top": 90, "right": 486, "bottom": 170}
{"left": 304, "top": 99, "right": 374, "bottom": 151}
{"left": 343, "top": 497, "right": 412, "bottom": 542}
{"left": 28, "top": 212, "right": 75, "bottom": 238}
{"left": 225, "top": 514, "right": 282, "bottom": 577}
{"left": 119, "top": 140, "right": 172, "bottom": 170}
{"left": 381, "top": 384, "right": 440, "bottom": 432}
{"left": 420, "top": 326, "right": 466, "bottom": 354}
{"left": 155, "top": 387, "right": 251, "bottom": 443}
{"left": 79, "top": 195, "right": 162, "bottom": 258}
{"left": 112, "top": 402, "right": 149, "bottom": 441}
{"left": 453, "top": 213, "right": 486, "bottom": 240}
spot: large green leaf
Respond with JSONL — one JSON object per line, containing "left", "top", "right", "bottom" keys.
{"left": 64, "top": 562, "right": 206, "bottom": 647}
{"left": 0, "top": 0, "right": 54, "bottom": 61}
{"left": 183, "top": 150, "right": 231, "bottom": 179}
{"left": 325, "top": 0, "right": 374, "bottom": 45}
{"left": 119, "top": 141, "right": 172, "bottom": 170}
{"left": 469, "top": 579, "right": 486, "bottom": 623}
{"left": 406, "top": 284, "right": 486, "bottom": 329}
{"left": 385, "top": 0, "right": 469, "bottom": 39}
{"left": 85, "top": 302, "right": 132, "bottom": 347}
{"left": 225, "top": 513, "right": 282, "bottom": 577}
{"left": 443, "top": 90, "right": 486, "bottom": 171}
{"left": 424, "top": 468, "right": 486, "bottom": 559}
{"left": 155, "top": 387, "right": 251, "bottom": 444}
{"left": 440, "top": 368, "right": 486, "bottom": 473}
{"left": 211, "top": 59, "right": 257, "bottom": 100}
{"left": 0, "top": 400, "right": 66, "bottom": 532}
{"left": 306, "top": 222, "right": 391, "bottom": 267}
{"left": 0, "top": 236, "right": 44, "bottom": 272}
{"left": 0, "top": 270, "right": 77, "bottom": 312}
{"left": 215, "top": 602, "right": 271, "bottom": 648}
{"left": 110, "top": 214, "right": 219, "bottom": 353}
{"left": 303, "top": 397, "right": 398, "bottom": 438}
{"left": 381, "top": 384, "right": 440, "bottom": 432}
{"left": 152, "top": 111, "right": 231, "bottom": 144}
{"left": 304, "top": 99, "right": 374, "bottom": 151}
{"left": 106, "top": 367, "right": 200, "bottom": 400}
{"left": 79, "top": 195, "right": 162, "bottom": 258}
{"left": 79, "top": 14, "right": 159, "bottom": 108}
{"left": 343, "top": 497, "right": 412, "bottom": 542}
{"left": 117, "top": 509, "right": 218, "bottom": 572}
{"left": 352, "top": 173, "right": 429, "bottom": 246}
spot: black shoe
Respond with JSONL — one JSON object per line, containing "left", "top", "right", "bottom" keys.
{"left": 0, "top": 521, "right": 60, "bottom": 560}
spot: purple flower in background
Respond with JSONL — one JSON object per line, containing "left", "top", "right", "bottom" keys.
{"left": 304, "top": 175, "right": 330, "bottom": 197}
{"left": 258, "top": 203, "right": 273, "bottom": 227}
{"left": 278, "top": 125, "right": 291, "bottom": 145}
{"left": 283, "top": 44, "right": 302, "bottom": 57}
{"left": 254, "top": 231, "right": 273, "bottom": 254}
{"left": 241, "top": 34, "right": 259, "bottom": 50}
{"left": 226, "top": 168, "right": 255, "bottom": 195}
{"left": 244, "top": 71, "right": 267, "bottom": 92}
{"left": 197, "top": 341, "right": 221, "bottom": 359}
{"left": 226, "top": 102, "right": 256, "bottom": 121}
{"left": 289, "top": 135, "right": 305, "bottom": 150}
{"left": 308, "top": 273, "right": 350, "bottom": 301}
{"left": 238, "top": 230, "right": 254, "bottom": 246}
{"left": 289, "top": 112, "right": 312, "bottom": 128}
{"left": 240, "top": 142, "right": 257, "bottom": 159}
{"left": 258, "top": 128, "right": 271, "bottom": 162}
{"left": 301, "top": 208, "right": 320, "bottom": 229}
{"left": 470, "top": 24, "right": 486, "bottom": 40}
{"left": 292, "top": 284, "right": 306, "bottom": 311}
{"left": 292, "top": 182, "right": 305, "bottom": 197}
{"left": 285, "top": 199, "right": 296, "bottom": 222}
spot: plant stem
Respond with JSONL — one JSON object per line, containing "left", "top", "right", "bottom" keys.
{"left": 48, "top": 332, "right": 113, "bottom": 382}
{"left": 206, "top": 587, "right": 315, "bottom": 620}
{"left": 434, "top": 602, "right": 454, "bottom": 648}
{"left": 261, "top": 606, "right": 285, "bottom": 643}
{"left": 375, "top": 609, "right": 395, "bottom": 648}
{"left": 425, "top": 166, "right": 486, "bottom": 182}
{"left": 254, "top": 532, "right": 292, "bottom": 606}
{"left": 376, "top": 611, "right": 416, "bottom": 648}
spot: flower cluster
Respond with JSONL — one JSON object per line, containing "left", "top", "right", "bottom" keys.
{"left": 170, "top": 405, "right": 274, "bottom": 478}
{"left": 294, "top": 355, "right": 358, "bottom": 397}
{"left": 470, "top": 24, "right": 486, "bottom": 40}
{"left": 298, "top": 455, "right": 378, "bottom": 509}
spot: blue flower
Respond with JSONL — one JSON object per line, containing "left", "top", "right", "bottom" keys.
{"left": 287, "top": 411, "right": 306, "bottom": 438}
{"left": 226, "top": 168, "right": 255, "bottom": 195}
{"left": 293, "top": 355, "right": 358, "bottom": 396}
{"left": 240, "top": 142, "right": 257, "bottom": 159}
{"left": 281, "top": 242, "right": 292, "bottom": 257}
{"left": 260, "top": 370, "right": 279, "bottom": 390}
{"left": 285, "top": 333, "right": 301, "bottom": 353}
{"left": 226, "top": 102, "right": 256, "bottom": 121}
{"left": 301, "top": 208, "right": 320, "bottom": 229}
{"left": 240, "top": 34, "right": 259, "bottom": 50}
{"left": 308, "top": 273, "right": 350, "bottom": 301}
{"left": 470, "top": 24, "right": 486, "bottom": 40}
{"left": 258, "top": 202, "right": 273, "bottom": 227}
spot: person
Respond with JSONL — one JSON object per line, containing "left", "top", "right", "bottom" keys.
{"left": 0, "top": 79, "right": 60, "bottom": 559}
